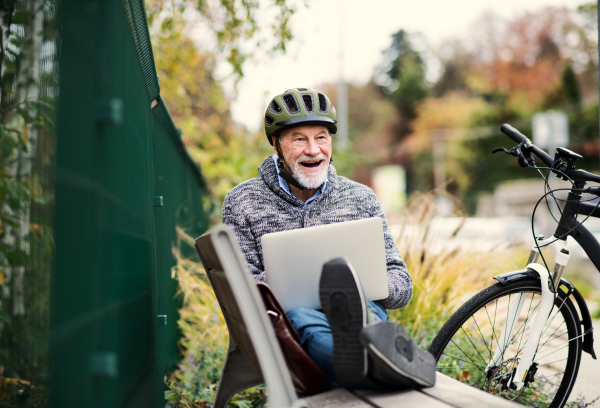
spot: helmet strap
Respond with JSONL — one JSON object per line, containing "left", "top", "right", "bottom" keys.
{"left": 274, "top": 138, "right": 306, "bottom": 191}
{"left": 277, "top": 158, "right": 306, "bottom": 191}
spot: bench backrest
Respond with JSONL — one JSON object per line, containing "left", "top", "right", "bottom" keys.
{"left": 195, "top": 224, "right": 300, "bottom": 408}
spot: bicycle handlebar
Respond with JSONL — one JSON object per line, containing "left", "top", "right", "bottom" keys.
{"left": 500, "top": 124, "right": 555, "bottom": 167}
{"left": 500, "top": 124, "right": 530, "bottom": 144}
{"left": 499, "top": 123, "right": 600, "bottom": 184}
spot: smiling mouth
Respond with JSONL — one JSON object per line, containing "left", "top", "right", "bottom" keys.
{"left": 300, "top": 160, "right": 323, "bottom": 168}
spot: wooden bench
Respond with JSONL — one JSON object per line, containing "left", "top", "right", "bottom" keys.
{"left": 195, "top": 224, "right": 520, "bottom": 408}
{"left": 304, "top": 373, "right": 523, "bottom": 407}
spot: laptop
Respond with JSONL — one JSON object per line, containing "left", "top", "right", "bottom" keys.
{"left": 261, "top": 217, "right": 389, "bottom": 312}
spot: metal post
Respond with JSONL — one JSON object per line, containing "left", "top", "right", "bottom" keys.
{"left": 433, "top": 136, "right": 445, "bottom": 193}
{"left": 337, "top": 0, "right": 348, "bottom": 151}
{"left": 432, "top": 131, "right": 453, "bottom": 216}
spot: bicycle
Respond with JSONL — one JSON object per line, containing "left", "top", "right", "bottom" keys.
{"left": 427, "top": 124, "right": 598, "bottom": 408}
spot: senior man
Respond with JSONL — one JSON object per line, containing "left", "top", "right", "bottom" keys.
{"left": 223, "top": 88, "right": 435, "bottom": 389}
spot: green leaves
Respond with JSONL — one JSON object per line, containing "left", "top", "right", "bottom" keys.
{"left": 0, "top": 214, "right": 20, "bottom": 228}
{"left": 5, "top": 248, "right": 29, "bottom": 267}
{"left": 0, "top": 244, "right": 29, "bottom": 268}
{"left": 0, "top": 135, "right": 19, "bottom": 158}
{"left": 164, "top": 390, "right": 177, "bottom": 401}
{"left": 0, "top": 308, "right": 11, "bottom": 324}
{"left": 380, "top": 30, "right": 428, "bottom": 123}
{"left": 146, "top": 0, "right": 301, "bottom": 84}
{"left": 7, "top": 179, "right": 30, "bottom": 202}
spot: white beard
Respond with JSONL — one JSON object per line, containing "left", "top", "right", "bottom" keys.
{"left": 288, "top": 153, "right": 329, "bottom": 189}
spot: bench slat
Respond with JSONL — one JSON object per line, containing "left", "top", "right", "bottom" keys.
{"left": 418, "top": 373, "right": 522, "bottom": 408}
{"left": 356, "top": 388, "right": 454, "bottom": 408}
{"left": 304, "top": 388, "right": 374, "bottom": 408}
{"left": 303, "top": 373, "right": 523, "bottom": 408}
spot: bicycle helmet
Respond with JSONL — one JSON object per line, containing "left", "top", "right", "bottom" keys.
{"left": 264, "top": 87, "right": 338, "bottom": 145}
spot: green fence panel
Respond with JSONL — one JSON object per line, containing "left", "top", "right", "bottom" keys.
{"left": 152, "top": 95, "right": 209, "bottom": 386}
{"left": 46, "top": 0, "right": 209, "bottom": 407}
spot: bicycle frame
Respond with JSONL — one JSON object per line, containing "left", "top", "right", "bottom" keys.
{"left": 487, "top": 183, "right": 599, "bottom": 390}
{"left": 557, "top": 190, "right": 600, "bottom": 270}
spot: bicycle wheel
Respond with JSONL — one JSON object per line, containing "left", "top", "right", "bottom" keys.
{"left": 428, "top": 279, "right": 582, "bottom": 408}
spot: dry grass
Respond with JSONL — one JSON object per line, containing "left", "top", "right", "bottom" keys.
{"left": 164, "top": 228, "right": 227, "bottom": 407}
{"left": 165, "top": 228, "right": 266, "bottom": 408}
{"left": 387, "top": 192, "right": 527, "bottom": 344}
{"left": 173, "top": 228, "right": 228, "bottom": 349}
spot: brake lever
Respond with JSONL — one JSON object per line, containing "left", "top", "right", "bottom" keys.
{"left": 492, "top": 143, "right": 535, "bottom": 167}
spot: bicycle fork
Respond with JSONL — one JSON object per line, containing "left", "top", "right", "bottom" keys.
{"left": 485, "top": 236, "right": 571, "bottom": 390}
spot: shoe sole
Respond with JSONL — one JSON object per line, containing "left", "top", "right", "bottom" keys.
{"left": 319, "top": 257, "right": 367, "bottom": 386}
{"left": 361, "top": 321, "right": 436, "bottom": 387}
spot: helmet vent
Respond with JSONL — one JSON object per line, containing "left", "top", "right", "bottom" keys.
{"left": 265, "top": 114, "right": 274, "bottom": 126}
{"left": 283, "top": 94, "right": 299, "bottom": 114}
{"left": 269, "top": 100, "right": 283, "bottom": 114}
{"left": 302, "top": 94, "right": 314, "bottom": 113}
{"left": 296, "top": 88, "right": 307, "bottom": 91}
{"left": 318, "top": 93, "right": 327, "bottom": 113}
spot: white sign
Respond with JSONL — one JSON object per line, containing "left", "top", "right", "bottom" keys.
{"left": 532, "top": 110, "right": 568, "bottom": 150}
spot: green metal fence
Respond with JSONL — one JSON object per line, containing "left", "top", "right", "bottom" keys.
{"left": 0, "top": 0, "right": 209, "bottom": 407}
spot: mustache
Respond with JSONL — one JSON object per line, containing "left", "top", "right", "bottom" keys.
{"left": 295, "top": 153, "right": 328, "bottom": 164}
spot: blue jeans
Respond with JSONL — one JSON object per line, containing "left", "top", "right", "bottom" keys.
{"left": 287, "top": 300, "right": 389, "bottom": 389}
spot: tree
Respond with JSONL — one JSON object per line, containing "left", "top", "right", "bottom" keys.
{"left": 0, "top": 0, "right": 56, "bottom": 404}
{"left": 432, "top": 40, "right": 473, "bottom": 97}
{"left": 377, "top": 30, "right": 428, "bottom": 144}
{"left": 318, "top": 81, "right": 398, "bottom": 186}
{"left": 395, "top": 5, "right": 600, "bottom": 211}
{"left": 146, "top": 0, "right": 300, "bottom": 80}
{"left": 464, "top": 7, "right": 597, "bottom": 111}
{"left": 145, "top": 0, "right": 301, "bottom": 214}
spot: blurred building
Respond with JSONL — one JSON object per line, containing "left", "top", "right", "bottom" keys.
{"left": 477, "top": 179, "right": 574, "bottom": 236}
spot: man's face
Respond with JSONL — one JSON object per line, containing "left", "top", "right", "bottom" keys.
{"left": 275, "top": 125, "right": 332, "bottom": 189}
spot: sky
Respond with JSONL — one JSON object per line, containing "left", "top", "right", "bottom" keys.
{"left": 225, "top": 0, "right": 591, "bottom": 132}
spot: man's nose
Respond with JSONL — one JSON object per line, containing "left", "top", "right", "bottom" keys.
{"left": 305, "top": 138, "right": 320, "bottom": 156}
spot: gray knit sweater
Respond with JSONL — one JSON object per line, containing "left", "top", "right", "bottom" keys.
{"left": 222, "top": 155, "right": 412, "bottom": 310}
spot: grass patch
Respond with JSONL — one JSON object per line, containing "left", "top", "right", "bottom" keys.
{"left": 593, "top": 305, "right": 600, "bottom": 320}
{"left": 387, "top": 192, "right": 527, "bottom": 347}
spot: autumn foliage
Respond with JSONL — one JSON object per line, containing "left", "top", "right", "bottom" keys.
{"left": 360, "top": 5, "right": 599, "bottom": 209}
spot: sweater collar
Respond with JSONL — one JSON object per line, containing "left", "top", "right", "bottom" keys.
{"left": 259, "top": 154, "right": 337, "bottom": 205}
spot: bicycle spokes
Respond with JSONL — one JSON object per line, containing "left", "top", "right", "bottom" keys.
{"left": 435, "top": 285, "right": 580, "bottom": 407}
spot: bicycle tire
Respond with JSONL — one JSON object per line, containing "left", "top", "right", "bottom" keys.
{"left": 428, "top": 279, "right": 582, "bottom": 408}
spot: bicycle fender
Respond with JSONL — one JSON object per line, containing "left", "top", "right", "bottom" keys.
{"left": 493, "top": 270, "right": 596, "bottom": 359}
{"left": 559, "top": 278, "right": 596, "bottom": 360}
{"left": 493, "top": 268, "right": 538, "bottom": 284}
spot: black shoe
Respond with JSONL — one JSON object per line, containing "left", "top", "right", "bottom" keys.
{"left": 319, "top": 257, "right": 368, "bottom": 386}
{"left": 360, "top": 321, "right": 436, "bottom": 388}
